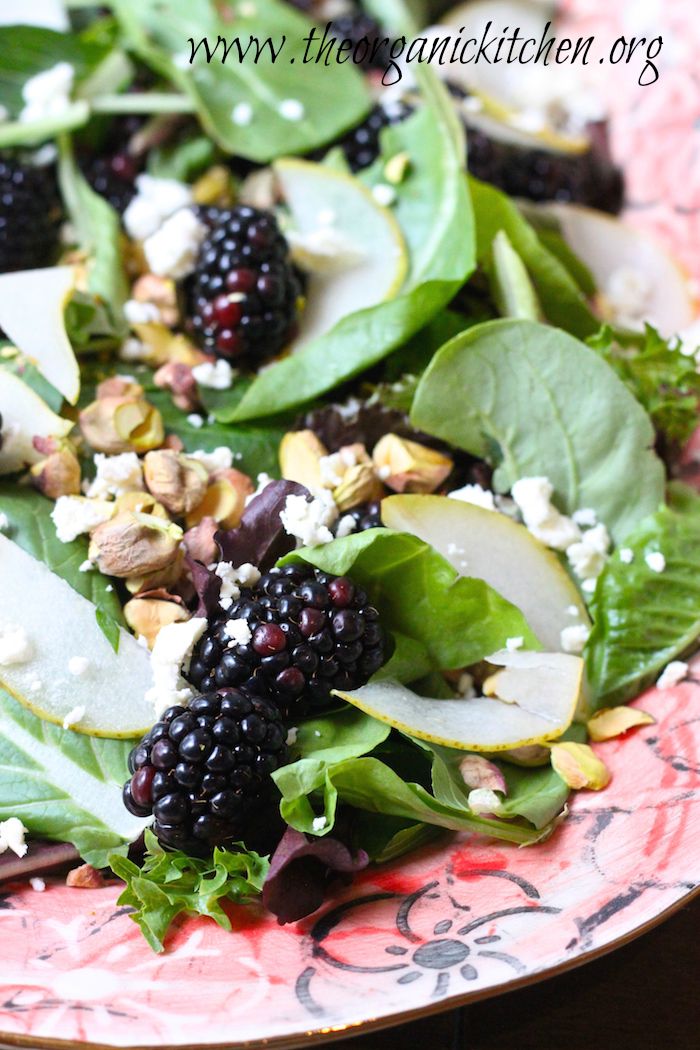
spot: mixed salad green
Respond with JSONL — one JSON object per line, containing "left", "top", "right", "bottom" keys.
{"left": 0, "top": 0, "right": 699, "bottom": 952}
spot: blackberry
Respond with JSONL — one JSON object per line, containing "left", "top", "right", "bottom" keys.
{"left": 334, "top": 500, "right": 383, "bottom": 535}
{"left": 80, "top": 116, "right": 145, "bottom": 215}
{"left": 328, "top": 12, "right": 393, "bottom": 72}
{"left": 123, "top": 688, "right": 288, "bottom": 854}
{"left": 339, "top": 101, "right": 413, "bottom": 172}
{"left": 188, "top": 565, "right": 386, "bottom": 715}
{"left": 185, "top": 205, "right": 302, "bottom": 362}
{"left": 0, "top": 155, "right": 62, "bottom": 273}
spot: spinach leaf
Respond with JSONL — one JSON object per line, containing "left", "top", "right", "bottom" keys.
{"left": 411, "top": 318, "right": 665, "bottom": 542}
{"left": 586, "top": 494, "right": 700, "bottom": 706}
{"left": 216, "top": 70, "right": 474, "bottom": 422}
{"left": 469, "top": 178, "right": 598, "bottom": 339}
{"left": 110, "top": 0, "right": 371, "bottom": 162}
{"left": 280, "top": 528, "right": 538, "bottom": 678}
{"left": 0, "top": 687, "right": 146, "bottom": 868}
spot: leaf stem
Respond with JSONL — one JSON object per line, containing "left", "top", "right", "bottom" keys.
{"left": 90, "top": 93, "right": 196, "bottom": 115}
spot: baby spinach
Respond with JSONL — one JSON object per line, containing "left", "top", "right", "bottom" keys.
{"left": 110, "top": 0, "right": 371, "bottom": 162}
{"left": 411, "top": 319, "right": 665, "bottom": 542}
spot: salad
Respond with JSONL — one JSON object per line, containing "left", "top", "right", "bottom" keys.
{"left": 0, "top": 0, "right": 699, "bottom": 954}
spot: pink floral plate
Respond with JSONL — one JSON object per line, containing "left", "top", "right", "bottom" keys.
{"left": 2, "top": 1, "right": 700, "bottom": 1046}
{"left": 0, "top": 674, "right": 698, "bottom": 1049}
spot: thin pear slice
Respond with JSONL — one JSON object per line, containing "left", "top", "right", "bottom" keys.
{"left": 532, "top": 203, "right": 695, "bottom": 336}
{"left": 335, "top": 651, "right": 582, "bottom": 752}
{"left": 0, "top": 371, "right": 72, "bottom": 475}
{"left": 0, "top": 535, "right": 155, "bottom": 738}
{"left": 0, "top": 266, "right": 79, "bottom": 403}
{"left": 275, "top": 158, "right": 408, "bottom": 349}
{"left": 381, "top": 494, "right": 589, "bottom": 651}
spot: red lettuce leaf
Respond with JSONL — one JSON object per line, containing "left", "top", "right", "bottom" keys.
{"left": 216, "top": 479, "right": 308, "bottom": 571}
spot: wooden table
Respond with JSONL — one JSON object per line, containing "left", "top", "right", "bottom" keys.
{"left": 336, "top": 895, "right": 699, "bottom": 1048}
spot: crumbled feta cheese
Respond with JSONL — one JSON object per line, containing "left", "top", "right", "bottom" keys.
{"left": 372, "top": 183, "right": 397, "bottom": 207}
{"left": 86, "top": 452, "right": 144, "bottom": 500}
{"left": 619, "top": 547, "right": 634, "bottom": 564}
{"left": 245, "top": 472, "right": 274, "bottom": 506}
{"left": 2, "top": 1, "right": 68, "bottom": 31}
{"left": 319, "top": 446, "right": 362, "bottom": 489}
{"left": 67, "top": 658, "right": 90, "bottom": 678}
{"left": 213, "top": 562, "right": 261, "bottom": 609}
{"left": 335, "top": 514, "right": 357, "bottom": 539}
{"left": 581, "top": 577, "right": 597, "bottom": 594}
{"left": 448, "top": 483, "right": 496, "bottom": 511}
{"left": 565, "top": 604, "right": 580, "bottom": 617}
{"left": 234, "top": 563, "right": 261, "bottom": 588}
{"left": 143, "top": 207, "right": 208, "bottom": 280}
{"left": 119, "top": 337, "right": 150, "bottom": 362}
{"left": 62, "top": 704, "right": 86, "bottom": 729}
{"left": 187, "top": 413, "right": 204, "bottom": 429}
{"left": 189, "top": 446, "right": 234, "bottom": 474}
{"left": 0, "top": 818, "right": 28, "bottom": 858}
{"left": 511, "top": 477, "right": 581, "bottom": 551}
{"left": 645, "top": 551, "right": 666, "bottom": 573}
{"left": 286, "top": 726, "right": 298, "bottom": 746}
{"left": 224, "top": 618, "right": 253, "bottom": 647}
{"left": 20, "top": 62, "right": 74, "bottom": 125}
{"left": 656, "top": 661, "right": 688, "bottom": 690}
{"left": 0, "top": 512, "right": 9, "bottom": 531}
{"left": 0, "top": 624, "right": 33, "bottom": 666}
{"left": 467, "top": 789, "right": 502, "bottom": 816}
{"left": 311, "top": 815, "right": 327, "bottom": 832}
{"left": 278, "top": 98, "right": 305, "bottom": 121}
{"left": 560, "top": 623, "right": 591, "bottom": 654}
{"left": 105, "top": 584, "right": 114, "bottom": 593}
{"left": 232, "top": 101, "right": 254, "bottom": 125}
{"left": 78, "top": 559, "right": 94, "bottom": 574}
{"left": 280, "top": 491, "right": 338, "bottom": 547}
{"left": 567, "top": 524, "right": 611, "bottom": 584}
{"left": 124, "top": 299, "right": 162, "bottom": 326}
{"left": 457, "top": 672, "right": 476, "bottom": 699}
{"left": 52, "top": 496, "right": 114, "bottom": 543}
{"left": 145, "top": 617, "right": 207, "bottom": 716}
{"left": 506, "top": 636, "right": 524, "bottom": 651}
{"left": 192, "top": 358, "right": 235, "bottom": 390}
{"left": 123, "top": 174, "right": 193, "bottom": 241}
{"left": 30, "top": 877, "right": 46, "bottom": 892}
{"left": 572, "top": 507, "right": 597, "bottom": 528}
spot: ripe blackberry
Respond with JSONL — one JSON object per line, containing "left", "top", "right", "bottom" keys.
{"left": 185, "top": 205, "right": 302, "bottom": 362}
{"left": 0, "top": 154, "right": 62, "bottom": 273}
{"left": 339, "top": 101, "right": 413, "bottom": 172}
{"left": 328, "top": 12, "right": 392, "bottom": 72}
{"left": 334, "top": 500, "right": 383, "bottom": 535}
{"left": 123, "top": 688, "right": 288, "bottom": 854}
{"left": 80, "top": 116, "right": 145, "bottom": 214}
{"left": 188, "top": 565, "right": 386, "bottom": 715}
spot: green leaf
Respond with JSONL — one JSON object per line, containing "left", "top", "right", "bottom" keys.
{"left": 110, "top": 0, "right": 372, "bottom": 162}
{"left": 491, "top": 229, "right": 541, "bottom": 321}
{"left": 0, "top": 483, "right": 125, "bottom": 647}
{"left": 0, "top": 687, "right": 145, "bottom": 867}
{"left": 110, "top": 830, "right": 269, "bottom": 952}
{"left": 586, "top": 496, "right": 700, "bottom": 706}
{"left": 411, "top": 319, "right": 665, "bottom": 542}
{"left": 469, "top": 178, "right": 597, "bottom": 339}
{"left": 280, "top": 528, "right": 538, "bottom": 678}
{"left": 588, "top": 324, "right": 700, "bottom": 446}
{"left": 217, "top": 72, "right": 473, "bottom": 422}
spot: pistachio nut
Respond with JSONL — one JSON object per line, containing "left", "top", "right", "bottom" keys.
{"left": 143, "top": 449, "right": 209, "bottom": 516}
{"left": 88, "top": 511, "right": 183, "bottom": 578}
{"left": 372, "top": 433, "right": 453, "bottom": 494}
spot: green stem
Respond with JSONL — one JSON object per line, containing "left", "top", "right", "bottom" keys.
{"left": 90, "top": 93, "right": 196, "bottom": 115}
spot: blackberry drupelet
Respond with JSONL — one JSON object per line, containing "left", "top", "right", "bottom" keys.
{"left": 81, "top": 116, "right": 145, "bottom": 214}
{"left": 334, "top": 500, "right": 383, "bottom": 535}
{"left": 185, "top": 205, "right": 302, "bottom": 362}
{"left": 0, "top": 155, "right": 62, "bottom": 273}
{"left": 188, "top": 565, "right": 386, "bottom": 715}
{"left": 123, "top": 688, "right": 288, "bottom": 853}
{"left": 339, "top": 102, "right": 414, "bottom": 172}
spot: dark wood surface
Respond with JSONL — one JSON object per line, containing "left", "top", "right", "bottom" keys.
{"left": 328, "top": 894, "right": 699, "bottom": 1049}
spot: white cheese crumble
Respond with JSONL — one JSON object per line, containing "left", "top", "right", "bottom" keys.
{"left": 311, "top": 815, "right": 327, "bottom": 832}
{"left": 565, "top": 604, "right": 580, "bottom": 617}
{"left": 145, "top": 617, "right": 207, "bottom": 717}
{"left": 280, "top": 491, "right": 338, "bottom": 547}
{"left": 0, "top": 818, "right": 28, "bottom": 858}
{"left": 448, "top": 483, "right": 496, "bottom": 511}
{"left": 143, "top": 207, "right": 208, "bottom": 280}
{"left": 79, "top": 559, "right": 94, "bottom": 573}
{"left": 235, "top": 562, "right": 261, "bottom": 588}
{"left": 572, "top": 507, "right": 597, "bottom": 527}
{"left": 213, "top": 561, "right": 261, "bottom": 609}
{"left": 189, "top": 446, "right": 234, "bottom": 474}
{"left": 335, "top": 514, "right": 357, "bottom": 539}
{"left": 67, "top": 657, "right": 90, "bottom": 678}
{"left": 245, "top": 472, "right": 274, "bottom": 505}
{"left": 0, "top": 624, "right": 33, "bottom": 666}
{"left": 119, "top": 337, "right": 150, "bottom": 362}
{"left": 372, "top": 183, "right": 397, "bottom": 207}
{"left": 566, "top": 523, "right": 611, "bottom": 584}
{"left": 560, "top": 623, "right": 591, "bottom": 654}
{"left": 645, "top": 551, "right": 666, "bottom": 573}
{"left": 505, "top": 636, "right": 524, "bottom": 651}
{"left": 187, "top": 413, "right": 205, "bottom": 429}
{"left": 30, "top": 877, "right": 46, "bottom": 892}
{"left": 51, "top": 495, "right": 113, "bottom": 543}
{"left": 0, "top": 512, "right": 9, "bottom": 531}
{"left": 457, "top": 672, "right": 476, "bottom": 699}
{"left": 286, "top": 726, "right": 298, "bottom": 746}
{"left": 511, "top": 477, "right": 581, "bottom": 551}
{"left": 86, "top": 452, "right": 144, "bottom": 500}
{"left": 192, "top": 358, "right": 235, "bottom": 390}
{"left": 232, "top": 101, "right": 254, "bottom": 125}
{"left": 20, "top": 62, "right": 74, "bottom": 125}
{"left": 656, "top": 661, "right": 688, "bottom": 690}
{"left": 224, "top": 618, "right": 253, "bottom": 647}
{"left": 467, "top": 789, "right": 502, "bottom": 816}
{"left": 123, "top": 174, "right": 193, "bottom": 242}
{"left": 124, "top": 298, "right": 162, "bottom": 326}
{"left": 62, "top": 704, "right": 86, "bottom": 729}
{"left": 619, "top": 547, "right": 634, "bottom": 564}
{"left": 278, "top": 98, "right": 305, "bottom": 122}
{"left": 319, "top": 446, "right": 362, "bottom": 489}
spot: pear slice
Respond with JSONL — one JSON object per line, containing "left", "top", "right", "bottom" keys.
{"left": 0, "top": 535, "right": 155, "bottom": 738}
{"left": 531, "top": 203, "right": 695, "bottom": 336}
{"left": 274, "top": 158, "right": 408, "bottom": 349}
{"left": 335, "top": 650, "right": 582, "bottom": 751}
{"left": 0, "top": 371, "right": 73, "bottom": 475}
{"left": 381, "top": 494, "right": 589, "bottom": 651}
{"left": 0, "top": 266, "right": 79, "bottom": 404}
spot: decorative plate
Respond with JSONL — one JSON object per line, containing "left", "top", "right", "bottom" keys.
{"left": 2, "top": 1, "right": 700, "bottom": 1047}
